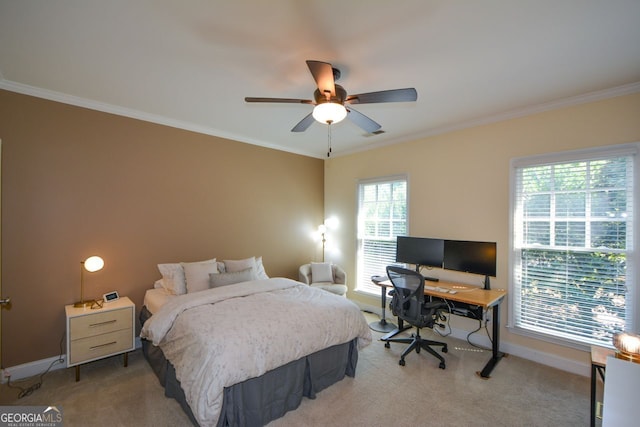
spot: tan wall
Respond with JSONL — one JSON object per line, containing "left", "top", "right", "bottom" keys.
{"left": 325, "top": 93, "right": 640, "bottom": 365}
{"left": 0, "top": 90, "right": 324, "bottom": 367}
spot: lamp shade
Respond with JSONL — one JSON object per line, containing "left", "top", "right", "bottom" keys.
{"left": 84, "top": 256, "right": 104, "bottom": 272}
{"left": 312, "top": 103, "right": 347, "bottom": 124}
{"left": 613, "top": 332, "right": 640, "bottom": 363}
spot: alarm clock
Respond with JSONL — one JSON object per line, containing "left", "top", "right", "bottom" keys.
{"left": 103, "top": 291, "right": 120, "bottom": 303}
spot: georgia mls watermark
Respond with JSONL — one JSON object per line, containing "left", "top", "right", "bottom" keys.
{"left": 0, "top": 406, "right": 63, "bottom": 427}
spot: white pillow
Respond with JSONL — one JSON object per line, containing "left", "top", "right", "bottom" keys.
{"left": 311, "top": 262, "right": 333, "bottom": 283}
{"left": 255, "top": 256, "right": 269, "bottom": 280}
{"left": 216, "top": 261, "right": 227, "bottom": 273}
{"left": 224, "top": 257, "right": 258, "bottom": 279}
{"left": 182, "top": 259, "right": 218, "bottom": 293}
{"left": 223, "top": 256, "right": 269, "bottom": 280}
{"left": 209, "top": 268, "right": 254, "bottom": 288}
{"left": 157, "top": 263, "right": 187, "bottom": 295}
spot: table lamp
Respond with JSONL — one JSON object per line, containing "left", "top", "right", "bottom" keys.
{"left": 612, "top": 331, "right": 640, "bottom": 364}
{"left": 74, "top": 255, "right": 104, "bottom": 308}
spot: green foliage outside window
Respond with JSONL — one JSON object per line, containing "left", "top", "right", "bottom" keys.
{"left": 515, "top": 156, "right": 631, "bottom": 346}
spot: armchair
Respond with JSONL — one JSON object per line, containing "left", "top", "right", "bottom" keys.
{"left": 383, "top": 266, "right": 448, "bottom": 368}
{"left": 298, "top": 263, "right": 347, "bottom": 297}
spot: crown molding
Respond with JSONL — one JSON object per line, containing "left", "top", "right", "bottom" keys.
{"left": 3, "top": 78, "right": 639, "bottom": 160}
{"left": 0, "top": 79, "right": 313, "bottom": 157}
{"left": 338, "top": 81, "right": 640, "bottom": 158}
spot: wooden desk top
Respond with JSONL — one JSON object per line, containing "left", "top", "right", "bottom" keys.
{"left": 591, "top": 345, "right": 616, "bottom": 367}
{"left": 375, "top": 279, "right": 506, "bottom": 309}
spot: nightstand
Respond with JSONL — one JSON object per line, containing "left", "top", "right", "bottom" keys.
{"left": 65, "top": 296, "right": 135, "bottom": 381}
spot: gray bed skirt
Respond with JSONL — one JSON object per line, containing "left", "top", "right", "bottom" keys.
{"left": 140, "top": 306, "right": 359, "bottom": 426}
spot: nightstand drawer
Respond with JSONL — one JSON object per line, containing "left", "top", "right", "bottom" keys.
{"left": 68, "top": 329, "right": 133, "bottom": 365}
{"left": 69, "top": 307, "right": 132, "bottom": 340}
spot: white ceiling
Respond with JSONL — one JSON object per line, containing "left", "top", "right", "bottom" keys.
{"left": 1, "top": 0, "right": 639, "bottom": 159}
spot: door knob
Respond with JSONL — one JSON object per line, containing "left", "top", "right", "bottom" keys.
{"left": 0, "top": 297, "right": 11, "bottom": 305}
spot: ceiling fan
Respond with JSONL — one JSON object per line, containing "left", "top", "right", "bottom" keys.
{"left": 245, "top": 60, "right": 417, "bottom": 134}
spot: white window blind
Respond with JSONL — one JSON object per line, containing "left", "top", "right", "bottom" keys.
{"left": 356, "top": 176, "right": 407, "bottom": 295}
{"left": 511, "top": 146, "right": 636, "bottom": 348}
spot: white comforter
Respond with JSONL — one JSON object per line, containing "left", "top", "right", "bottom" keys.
{"left": 140, "top": 277, "right": 372, "bottom": 427}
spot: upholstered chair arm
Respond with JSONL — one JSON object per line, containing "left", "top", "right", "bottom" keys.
{"left": 298, "top": 263, "right": 312, "bottom": 285}
{"left": 333, "top": 265, "right": 347, "bottom": 285}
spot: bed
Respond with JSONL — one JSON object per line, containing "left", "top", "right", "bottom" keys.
{"left": 140, "top": 277, "right": 372, "bottom": 427}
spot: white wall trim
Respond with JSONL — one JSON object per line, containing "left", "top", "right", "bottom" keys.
{"left": 339, "top": 81, "right": 640, "bottom": 157}
{"left": 0, "top": 79, "right": 311, "bottom": 158}
{"left": 2, "top": 77, "right": 639, "bottom": 160}
{"left": 1, "top": 337, "right": 142, "bottom": 383}
{"left": 1, "top": 355, "right": 66, "bottom": 384}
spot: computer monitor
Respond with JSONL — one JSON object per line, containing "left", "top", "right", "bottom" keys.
{"left": 443, "top": 240, "right": 497, "bottom": 289}
{"left": 395, "top": 236, "right": 444, "bottom": 274}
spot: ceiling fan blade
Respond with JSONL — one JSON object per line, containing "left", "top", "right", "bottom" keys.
{"left": 245, "top": 97, "right": 313, "bottom": 104}
{"left": 346, "top": 88, "right": 417, "bottom": 104}
{"left": 306, "top": 60, "right": 336, "bottom": 97}
{"left": 346, "top": 107, "right": 382, "bottom": 133}
{"left": 291, "top": 113, "right": 315, "bottom": 132}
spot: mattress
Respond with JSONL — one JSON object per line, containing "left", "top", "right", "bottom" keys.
{"left": 143, "top": 287, "right": 174, "bottom": 314}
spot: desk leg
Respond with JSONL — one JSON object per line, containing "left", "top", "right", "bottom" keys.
{"left": 369, "top": 286, "right": 396, "bottom": 333}
{"left": 590, "top": 362, "right": 596, "bottom": 427}
{"left": 479, "top": 304, "right": 505, "bottom": 378}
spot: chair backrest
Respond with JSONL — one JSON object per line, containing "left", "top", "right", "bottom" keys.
{"left": 386, "top": 266, "right": 426, "bottom": 325}
{"left": 298, "top": 263, "right": 347, "bottom": 285}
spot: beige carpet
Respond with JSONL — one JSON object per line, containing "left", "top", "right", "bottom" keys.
{"left": 0, "top": 313, "right": 591, "bottom": 426}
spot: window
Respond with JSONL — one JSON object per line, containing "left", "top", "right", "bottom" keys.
{"left": 356, "top": 176, "right": 408, "bottom": 295}
{"left": 510, "top": 144, "right": 638, "bottom": 348}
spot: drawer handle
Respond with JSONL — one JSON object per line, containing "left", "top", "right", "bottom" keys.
{"left": 89, "top": 341, "right": 117, "bottom": 350}
{"left": 89, "top": 320, "right": 117, "bottom": 327}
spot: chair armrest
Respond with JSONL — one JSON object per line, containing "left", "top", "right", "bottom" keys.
{"left": 298, "top": 264, "right": 312, "bottom": 285}
{"left": 333, "top": 266, "right": 347, "bottom": 285}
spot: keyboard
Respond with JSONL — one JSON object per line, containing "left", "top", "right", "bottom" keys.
{"left": 425, "top": 285, "right": 456, "bottom": 294}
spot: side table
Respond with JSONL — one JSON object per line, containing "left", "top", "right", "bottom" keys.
{"left": 368, "top": 276, "right": 396, "bottom": 333}
{"left": 66, "top": 296, "right": 135, "bottom": 381}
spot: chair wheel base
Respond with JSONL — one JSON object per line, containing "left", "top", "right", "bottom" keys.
{"left": 384, "top": 342, "right": 390, "bottom": 348}
{"left": 399, "top": 359, "right": 405, "bottom": 366}
{"left": 442, "top": 346, "right": 448, "bottom": 353}
{"left": 439, "top": 362, "right": 446, "bottom": 369}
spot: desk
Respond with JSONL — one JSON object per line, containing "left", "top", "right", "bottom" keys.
{"left": 379, "top": 279, "right": 507, "bottom": 378}
{"left": 590, "top": 345, "right": 615, "bottom": 427}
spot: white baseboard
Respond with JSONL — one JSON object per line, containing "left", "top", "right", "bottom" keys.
{"left": 1, "top": 337, "right": 143, "bottom": 383}
{"left": 354, "top": 301, "right": 591, "bottom": 377}
{"left": 1, "top": 355, "right": 67, "bottom": 384}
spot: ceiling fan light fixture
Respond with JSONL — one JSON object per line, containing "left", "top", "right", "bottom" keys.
{"left": 312, "top": 102, "right": 347, "bottom": 125}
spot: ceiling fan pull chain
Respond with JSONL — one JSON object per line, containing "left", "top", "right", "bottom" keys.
{"left": 327, "top": 120, "right": 333, "bottom": 158}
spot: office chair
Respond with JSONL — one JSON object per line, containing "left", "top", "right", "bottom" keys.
{"left": 384, "top": 266, "right": 448, "bottom": 368}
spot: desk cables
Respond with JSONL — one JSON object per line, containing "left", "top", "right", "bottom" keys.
{"left": 434, "top": 300, "right": 453, "bottom": 337}
{"left": 466, "top": 318, "right": 494, "bottom": 351}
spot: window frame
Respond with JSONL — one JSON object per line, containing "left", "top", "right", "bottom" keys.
{"left": 508, "top": 143, "right": 639, "bottom": 350}
{"left": 355, "top": 174, "right": 409, "bottom": 296}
